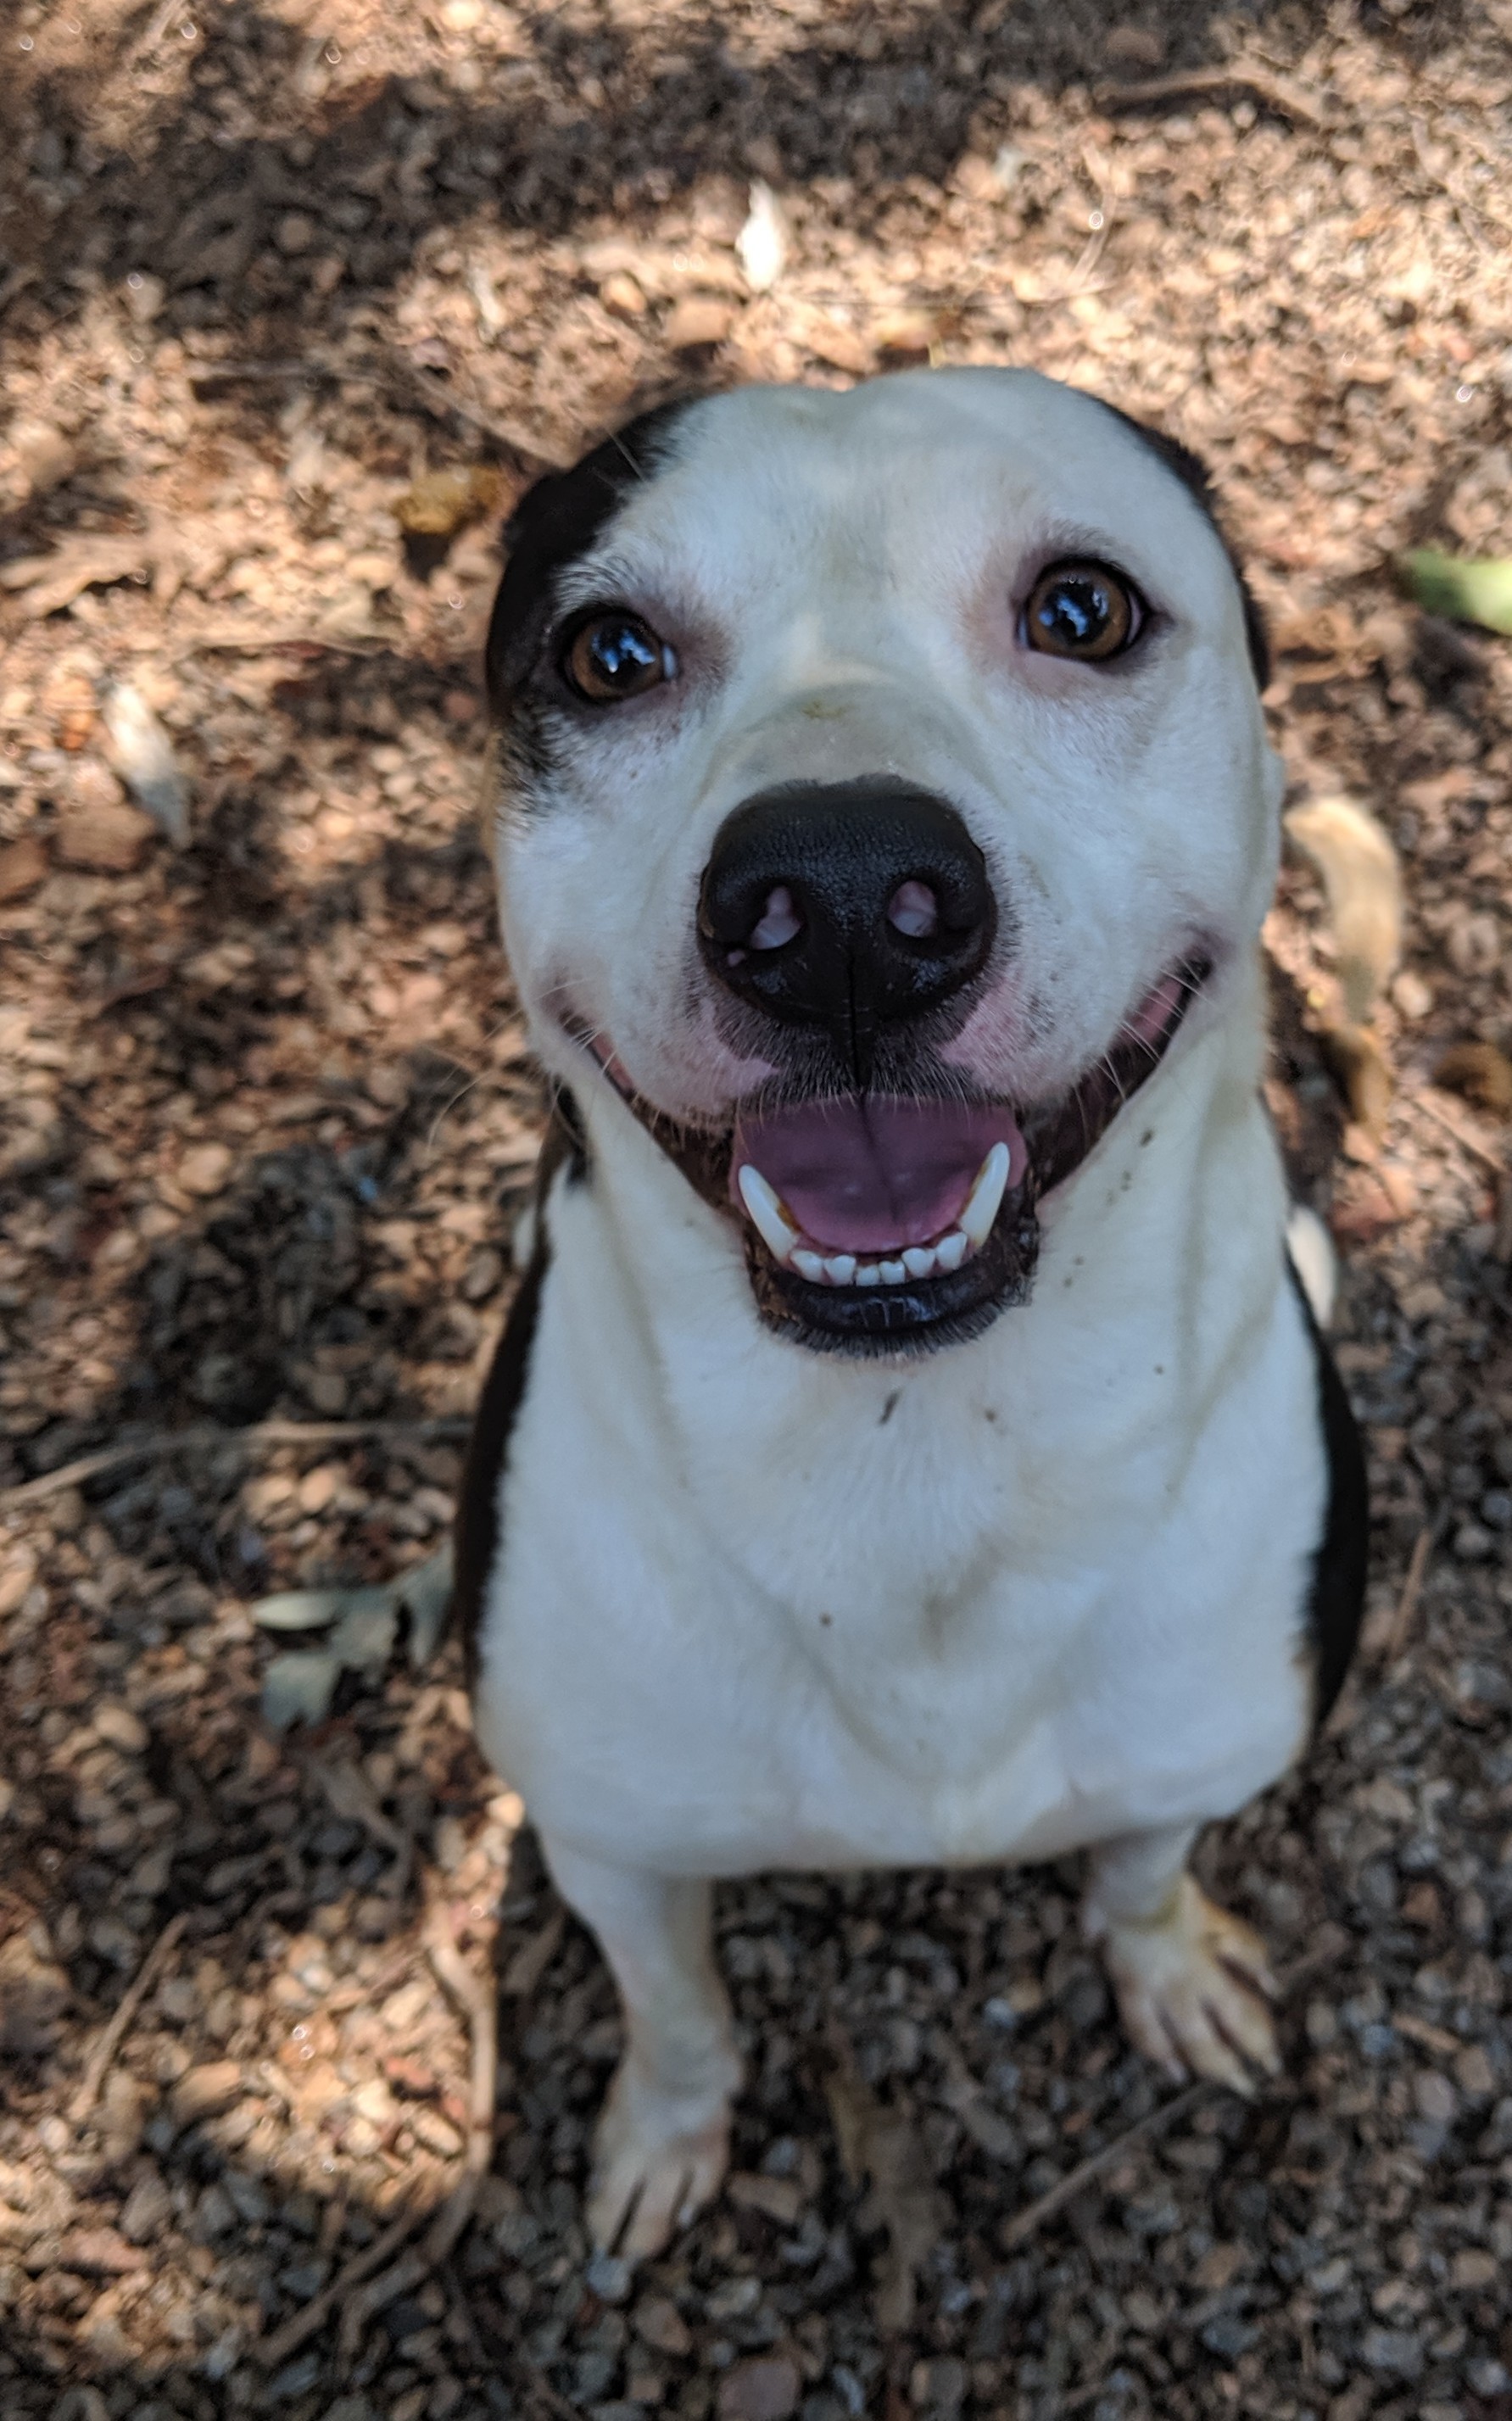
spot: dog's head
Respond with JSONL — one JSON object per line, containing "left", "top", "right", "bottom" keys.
{"left": 484, "top": 369, "right": 1281, "bottom": 1355}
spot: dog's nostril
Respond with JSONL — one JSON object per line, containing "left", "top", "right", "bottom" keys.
{"left": 886, "top": 879, "right": 939, "bottom": 940}
{"left": 748, "top": 884, "right": 803, "bottom": 951}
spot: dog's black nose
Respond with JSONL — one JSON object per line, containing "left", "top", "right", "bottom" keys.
{"left": 698, "top": 779, "right": 997, "bottom": 1085}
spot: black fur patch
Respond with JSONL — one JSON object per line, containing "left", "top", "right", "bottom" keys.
{"left": 449, "top": 1106, "right": 585, "bottom": 1691}
{"left": 484, "top": 397, "right": 699, "bottom": 717}
{"left": 1095, "top": 403, "right": 1272, "bottom": 692}
{"left": 1286, "top": 1259, "right": 1370, "bottom": 1729}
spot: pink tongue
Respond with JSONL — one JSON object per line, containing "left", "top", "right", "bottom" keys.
{"left": 731, "top": 1096, "right": 1027, "bottom": 1253}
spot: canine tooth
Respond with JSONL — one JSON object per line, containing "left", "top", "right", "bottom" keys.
{"left": 935, "top": 1229, "right": 968, "bottom": 1273}
{"left": 855, "top": 1262, "right": 882, "bottom": 1285}
{"left": 737, "top": 1163, "right": 799, "bottom": 1263}
{"left": 902, "top": 1245, "right": 937, "bottom": 1279}
{"left": 959, "top": 1141, "right": 1011, "bottom": 1250}
{"left": 792, "top": 1248, "right": 827, "bottom": 1284}
{"left": 825, "top": 1254, "right": 857, "bottom": 1285}
{"left": 879, "top": 1258, "right": 907, "bottom": 1286}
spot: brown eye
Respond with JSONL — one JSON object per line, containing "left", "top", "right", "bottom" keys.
{"left": 1023, "top": 561, "right": 1141, "bottom": 661}
{"left": 561, "top": 611, "right": 672, "bottom": 703}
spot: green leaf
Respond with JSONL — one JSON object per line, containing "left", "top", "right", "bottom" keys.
{"left": 1397, "top": 549, "right": 1512, "bottom": 636}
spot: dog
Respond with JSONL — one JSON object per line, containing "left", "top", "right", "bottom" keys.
{"left": 452, "top": 368, "right": 1368, "bottom": 2259}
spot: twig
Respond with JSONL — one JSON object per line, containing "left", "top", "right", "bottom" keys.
{"left": 336, "top": 1911, "right": 499, "bottom": 2366}
{"left": 70, "top": 1913, "right": 188, "bottom": 2124}
{"left": 996, "top": 1931, "right": 1349, "bottom": 2250}
{"left": 999, "top": 2081, "right": 1212, "bottom": 2249}
{"left": 1386, "top": 1521, "right": 1436, "bottom": 1664}
{"left": 1409, "top": 1086, "right": 1506, "bottom": 1177}
{"left": 187, "top": 355, "right": 570, "bottom": 470}
{"left": 255, "top": 2201, "right": 427, "bottom": 2369}
{"left": 0, "top": 1418, "right": 471, "bottom": 1515}
{"left": 1094, "top": 63, "right": 1329, "bottom": 127}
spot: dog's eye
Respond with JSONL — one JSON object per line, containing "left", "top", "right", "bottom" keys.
{"left": 561, "top": 612, "right": 673, "bottom": 703}
{"left": 1023, "top": 561, "right": 1142, "bottom": 661}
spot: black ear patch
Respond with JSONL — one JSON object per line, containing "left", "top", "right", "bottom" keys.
{"left": 1096, "top": 403, "right": 1271, "bottom": 693}
{"left": 484, "top": 397, "right": 698, "bottom": 713}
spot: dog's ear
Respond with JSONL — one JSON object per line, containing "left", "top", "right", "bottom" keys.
{"left": 486, "top": 395, "right": 700, "bottom": 710}
{"left": 1096, "top": 404, "right": 1271, "bottom": 694}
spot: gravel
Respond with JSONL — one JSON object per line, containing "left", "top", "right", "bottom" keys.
{"left": 3, "top": 2, "right": 1512, "bottom": 2418}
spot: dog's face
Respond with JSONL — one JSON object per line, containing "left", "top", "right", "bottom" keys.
{"left": 484, "top": 369, "right": 1282, "bottom": 1355}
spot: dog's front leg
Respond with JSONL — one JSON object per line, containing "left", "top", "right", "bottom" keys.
{"left": 1082, "top": 1825, "right": 1280, "bottom": 2095}
{"left": 543, "top": 1839, "right": 742, "bottom": 2259}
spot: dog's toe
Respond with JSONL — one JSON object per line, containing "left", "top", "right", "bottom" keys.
{"left": 588, "top": 2062, "right": 733, "bottom": 2259}
{"left": 1099, "top": 1876, "right": 1280, "bottom": 2096}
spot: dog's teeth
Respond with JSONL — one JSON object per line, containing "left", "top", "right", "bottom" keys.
{"left": 935, "top": 1229, "right": 968, "bottom": 1273}
{"left": 959, "top": 1141, "right": 1011, "bottom": 1249}
{"left": 855, "top": 1262, "right": 882, "bottom": 1286}
{"left": 737, "top": 1163, "right": 799, "bottom": 1263}
{"left": 879, "top": 1258, "right": 907, "bottom": 1286}
{"left": 825, "top": 1254, "right": 857, "bottom": 1286}
{"left": 792, "top": 1247, "right": 827, "bottom": 1284}
{"left": 902, "top": 1245, "right": 936, "bottom": 1279}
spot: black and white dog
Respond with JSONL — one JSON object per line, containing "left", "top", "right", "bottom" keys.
{"left": 452, "top": 370, "right": 1367, "bottom": 2258}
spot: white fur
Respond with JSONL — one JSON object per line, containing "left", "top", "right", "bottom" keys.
{"left": 473, "top": 371, "right": 1329, "bottom": 2253}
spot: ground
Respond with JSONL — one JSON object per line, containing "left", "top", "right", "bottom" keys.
{"left": 2, "top": 2, "right": 1512, "bottom": 2418}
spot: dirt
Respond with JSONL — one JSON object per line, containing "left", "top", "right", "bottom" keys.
{"left": 3, "top": 3, "right": 1512, "bottom": 2418}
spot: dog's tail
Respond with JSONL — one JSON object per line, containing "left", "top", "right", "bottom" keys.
{"left": 1286, "top": 1202, "right": 1337, "bottom": 1330}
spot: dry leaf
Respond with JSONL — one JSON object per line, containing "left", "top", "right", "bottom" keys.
{"left": 1320, "top": 1019, "right": 1394, "bottom": 1142}
{"left": 737, "top": 181, "right": 789, "bottom": 293}
{"left": 825, "top": 2023, "right": 941, "bottom": 2333}
{"left": 101, "top": 682, "right": 190, "bottom": 846}
{"left": 394, "top": 465, "right": 505, "bottom": 539}
{"left": 1434, "top": 1041, "right": 1512, "bottom": 1119}
{"left": 1285, "top": 794, "right": 1403, "bottom": 1024}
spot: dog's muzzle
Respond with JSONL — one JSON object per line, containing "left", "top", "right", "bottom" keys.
{"left": 562, "top": 778, "right": 1209, "bottom": 1356}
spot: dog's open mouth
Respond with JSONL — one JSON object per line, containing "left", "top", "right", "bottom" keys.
{"left": 566, "top": 955, "right": 1211, "bottom": 1353}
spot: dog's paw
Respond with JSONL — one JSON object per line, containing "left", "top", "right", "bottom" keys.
{"left": 1096, "top": 1874, "right": 1280, "bottom": 2096}
{"left": 588, "top": 2060, "right": 734, "bottom": 2259}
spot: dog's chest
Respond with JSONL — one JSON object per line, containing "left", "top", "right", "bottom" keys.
{"left": 472, "top": 1217, "right": 1320, "bottom": 1877}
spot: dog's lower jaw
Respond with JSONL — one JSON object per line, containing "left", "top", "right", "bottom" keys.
{"left": 1082, "top": 1828, "right": 1281, "bottom": 2097}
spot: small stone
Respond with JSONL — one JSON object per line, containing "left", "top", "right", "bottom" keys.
{"left": 1451, "top": 2246, "right": 1497, "bottom": 2290}
{"left": 53, "top": 765, "right": 155, "bottom": 872}
{"left": 0, "top": 1935, "right": 70, "bottom": 2053}
{"left": 1360, "top": 2325, "right": 1423, "bottom": 2379}
{"left": 59, "top": 2227, "right": 146, "bottom": 2275}
{"left": 347, "top": 550, "right": 396, "bottom": 591}
{"left": 177, "top": 1142, "right": 235, "bottom": 1197}
{"left": 727, "top": 2170, "right": 804, "bottom": 2224}
{"left": 1444, "top": 911, "right": 1500, "bottom": 976}
{"left": 1103, "top": 23, "right": 1165, "bottom": 69}
{"left": 119, "top": 2167, "right": 173, "bottom": 2244}
{"left": 908, "top": 2359, "right": 968, "bottom": 2413}
{"left": 633, "top": 2294, "right": 693, "bottom": 2357}
{"left": 276, "top": 212, "right": 317, "bottom": 255}
{"left": 586, "top": 2249, "right": 633, "bottom": 2304}
{"left": 0, "top": 834, "right": 47, "bottom": 901}
{"left": 460, "top": 1247, "right": 505, "bottom": 1303}
{"left": 297, "top": 1464, "right": 340, "bottom": 1514}
{"left": 1453, "top": 2042, "right": 1496, "bottom": 2097}
{"left": 600, "top": 271, "right": 647, "bottom": 318}
{"left": 170, "top": 2060, "right": 243, "bottom": 2128}
{"left": 92, "top": 1701, "right": 148, "bottom": 1755}
{"left": 1431, "top": 2051, "right": 1470, "bottom": 2131}
{"left": 717, "top": 2356, "right": 801, "bottom": 2421}
{"left": 663, "top": 295, "right": 735, "bottom": 351}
